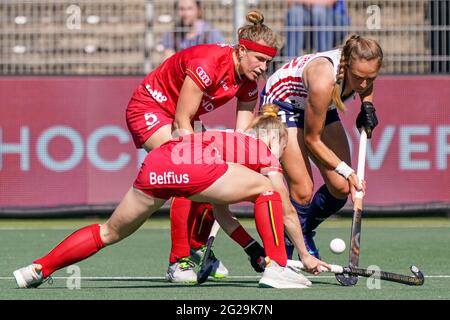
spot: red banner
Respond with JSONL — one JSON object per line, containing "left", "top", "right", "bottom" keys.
{"left": 0, "top": 76, "right": 449, "bottom": 207}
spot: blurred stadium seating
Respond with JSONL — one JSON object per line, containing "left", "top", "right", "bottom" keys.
{"left": 1, "top": 0, "right": 147, "bottom": 74}
{"left": 1, "top": 0, "right": 449, "bottom": 75}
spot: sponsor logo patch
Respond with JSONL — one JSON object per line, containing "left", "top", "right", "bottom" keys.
{"left": 202, "top": 99, "right": 215, "bottom": 112}
{"left": 248, "top": 88, "right": 258, "bottom": 97}
{"left": 196, "top": 67, "right": 212, "bottom": 87}
{"left": 145, "top": 84, "right": 167, "bottom": 103}
{"left": 220, "top": 80, "right": 229, "bottom": 92}
{"left": 149, "top": 171, "right": 190, "bottom": 185}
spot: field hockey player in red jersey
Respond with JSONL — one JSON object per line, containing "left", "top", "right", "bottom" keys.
{"left": 126, "top": 10, "right": 283, "bottom": 283}
{"left": 13, "top": 104, "right": 330, "bottom": 289}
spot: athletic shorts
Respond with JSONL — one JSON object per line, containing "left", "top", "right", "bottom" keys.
{"left": 278, "top": 107, "right": 340, "bottom": 128}
{"left": 259, "top": 92, "right": 340, "bottom": 128}
{"left": 133, "top": 140, "right": 229, "bottom": 199}
{"left": 126, "top": 90, "right": 174, "bottom": 149}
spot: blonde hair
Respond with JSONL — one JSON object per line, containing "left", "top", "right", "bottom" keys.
{"left": 332, "top": 34, "right": 383, "bottom": 112}
{"left": 248, "top": 104, "right": 287, "bottom": 142}
{"left": 237, "top": 10, "right": 283, "bottom": 51}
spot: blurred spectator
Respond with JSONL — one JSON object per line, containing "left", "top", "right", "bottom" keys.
{"left": 429, "top": 0, "right": 450, "bottom": 72}
{"left": 333, "top": 0, "right": 350, "bottom": 46}
{"left": 160, "top": 0, "right": 225, "bottom": 60}
{"left": 285, "top": 0, "right": 350, "bottom": 57}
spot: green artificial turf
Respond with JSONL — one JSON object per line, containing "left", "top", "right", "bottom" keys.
{"left": 0, "top": 217, "right": 449, "bottom": 300}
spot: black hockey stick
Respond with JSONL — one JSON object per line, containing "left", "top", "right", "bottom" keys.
{"left": 197, "top": 220, "right": 220, "bottom": 284}
{"left": 287, "top": 260, "right": 424, "bottom": 286}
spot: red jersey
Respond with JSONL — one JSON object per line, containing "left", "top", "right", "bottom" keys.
{"left": 133, "top": 131, "right": 282, "bottom": 199}
{"left": 136, "top": 44, "right": 258, "bottom": 119}
{"left": 203, "top": 131, "right": 281, "bottom": 174}
{"left": 171, "top": 131, "right": 282, "bottom": 175}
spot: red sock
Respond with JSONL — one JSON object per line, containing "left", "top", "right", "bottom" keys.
{"left": 34, "top": 224, "right": 104, "bottom": 278}
{"left": 254, "top": 192, "right": 287, "bottom": 266}
{"left": 169, "top": 197, "right": 192, "bottom": 263}
{"left": 188, "top": 202, "right": 214, "bottom": 249}
{"left": 230, "top": 225, "right": 254, "bottom": 248}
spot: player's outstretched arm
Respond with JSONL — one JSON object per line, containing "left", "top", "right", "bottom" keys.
{"left": 266, "top": 171, "right": 331, "bottom": 274}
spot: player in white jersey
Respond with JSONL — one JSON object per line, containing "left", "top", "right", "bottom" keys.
{"left": 260, "top": 35, "right": 383, "bottom": 259}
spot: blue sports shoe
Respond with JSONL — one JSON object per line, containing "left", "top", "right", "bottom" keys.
{"left": 303, "top": 231, "right": 320, "bottom": 259}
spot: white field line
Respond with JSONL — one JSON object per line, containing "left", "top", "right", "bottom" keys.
{"left": 0, "top": 225, "right": 450, "bottom": 231}
{"left": 1, "top": 275, "right": 450, "bottom": 280}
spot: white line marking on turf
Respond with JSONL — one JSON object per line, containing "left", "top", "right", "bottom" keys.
{"left": 1, "top": 225, "right": 450, "bottom": 231}
{"left": 2, "top": 275, "right": 450, "bottom": 280}
{"left": 0, "top": 276, "right": 331, "bottom": 280}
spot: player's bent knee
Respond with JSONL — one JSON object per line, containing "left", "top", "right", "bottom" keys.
{"left": 255, "top": 181, "right": 275, "bottom": 196}
{"left": 99, "top": 224, "right": 121, "bottom": 246}
{"left": 240, "top": 173, "right": 273, "bottom": 197}
{"left": 290, "top": 188, "right": 313, "bottom": 205}
{"left": 254, "top": 190, "right": 282, "bottom": 208}
{"left": 329, "top": 184, "right": 350, "bottom": 199}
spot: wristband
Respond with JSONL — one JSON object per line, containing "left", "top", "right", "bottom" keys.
{"left": 335, "top": 161, "right": 355, "bottom": 179}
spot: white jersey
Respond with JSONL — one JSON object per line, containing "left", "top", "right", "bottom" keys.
{"left": 262, "top": 49, "right": 354, "bottom": 111}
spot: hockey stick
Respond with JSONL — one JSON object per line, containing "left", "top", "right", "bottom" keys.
{"left": 336, "top": 130, "right": 368, "bottom": 286}
{"left": 197, "top": 220, "right": 221, "bottom": 284}
{"left": 287, "top": 260, "right": 424, "bottom": 286}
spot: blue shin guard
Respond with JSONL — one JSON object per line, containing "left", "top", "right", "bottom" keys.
{"left": 290, "top": 185, "right": 347, "bottom": 259}
{"left": 304, "top": 184, "right": 347, "bottom": 233}
{"left": 288, "top": 197, "right": 321, "bottom": 258}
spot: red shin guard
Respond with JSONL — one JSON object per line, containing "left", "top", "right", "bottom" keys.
{"left": 169, "top": 197, "right": 192, "bottom": 263}
{"left": 34, "top": 224, "right": 104, "bottom": 278}
{"left": 188, "top": 202, "right": 214, "bottom": 249}
{"left": 254, "top": 192, "right": 287, "bottom": 266}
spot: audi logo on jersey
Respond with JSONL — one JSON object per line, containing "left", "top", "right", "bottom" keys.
{"left": 196, "top": 67, "right": 212, "bottom": 87}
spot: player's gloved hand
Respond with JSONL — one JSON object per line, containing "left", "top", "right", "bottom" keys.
{"left": 244, "top": 241, "right": 266, "bottom": 273}
{"left": 356, "top": 102, "right": 378, "bottom": 138}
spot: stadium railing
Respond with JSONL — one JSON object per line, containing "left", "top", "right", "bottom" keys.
{"left": 1, "top": 0, "right": 449, "bottom": 75}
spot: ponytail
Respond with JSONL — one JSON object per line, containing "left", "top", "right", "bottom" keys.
{"left": 332, "top": 53, "right": 347, "bottom": 112}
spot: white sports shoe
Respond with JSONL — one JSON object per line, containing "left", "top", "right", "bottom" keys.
{"left": 13, "top": 264, "right": 44, "bottom": 289}
{"left": 258, "top": 260, "right": 312, "bottom": 289}
{"left": 191, "top": 246, "right": 229, "bottom": 279}
{"left": 165, "top": 257, "right": 197, "bottom": 284}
